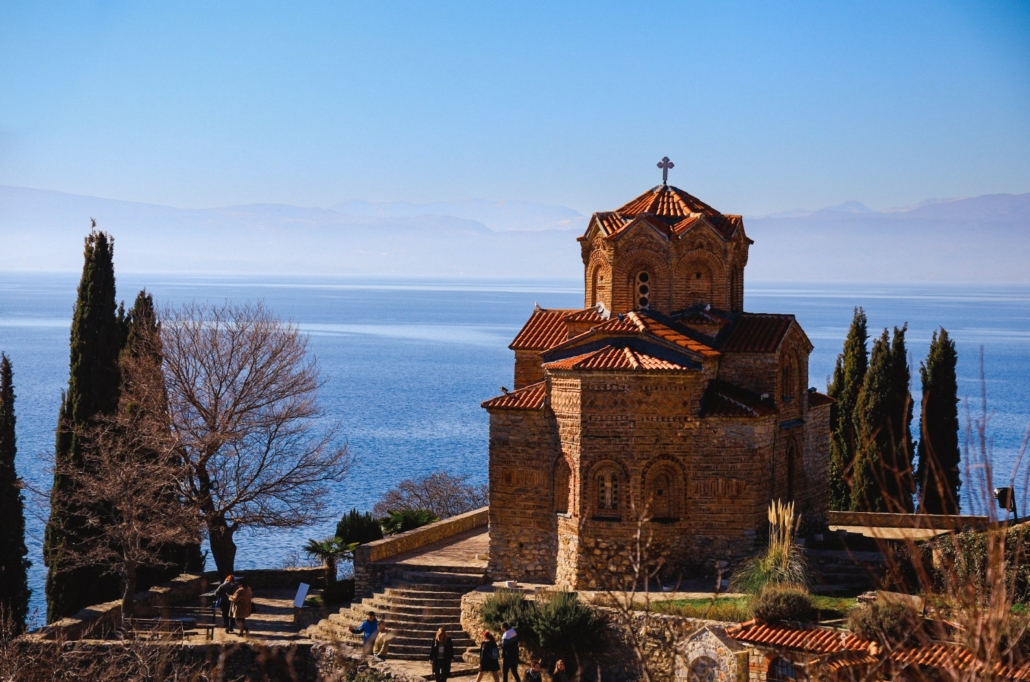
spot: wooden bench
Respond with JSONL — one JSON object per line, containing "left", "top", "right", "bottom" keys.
{"left": 160, "top": 606, "right": 218, "bottom": 640}
{"left": 124, "top": 617, "right": 196, "bottom": 640}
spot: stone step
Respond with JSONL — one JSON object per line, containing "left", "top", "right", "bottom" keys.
{"left": 386, "top": 585, "right": 472, "bottom": 597}
{"left": 400, "top": 570, "right": 485, "bottom": 586}
{"left": 380, "top": 593, "right": 465, "bottom": 607}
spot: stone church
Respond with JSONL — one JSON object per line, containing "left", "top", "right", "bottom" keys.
{"left": 483, "top": 168, "right": 832, "bottom": 589}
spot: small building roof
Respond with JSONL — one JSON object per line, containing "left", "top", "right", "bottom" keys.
{"left": 481, "top": 381, "right": 547, "bottom": 411}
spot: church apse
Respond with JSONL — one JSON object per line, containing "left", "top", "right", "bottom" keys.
{"left": 483, "top": 159, "right": 831, "bottom": 589}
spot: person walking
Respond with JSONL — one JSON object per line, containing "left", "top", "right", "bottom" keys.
{"left": 353, "top": 611, "right": 380, "bottom": 656}
{"left": 500, "top": 622, "right": 521, "bottom": 682}
{"left": 228, "top": 579, "right": 254, "bottom": 636}
{"left": 429, "top": 627, "right": 455, "bottom": 682}
{"left": 213, "top": 574, "right": 238, "bottom": 633}
{"left": 551, "top": 659, "right": 569, "bottom": 682}
{"left": 475, "top": 631, "right": 501, "bottom": 682}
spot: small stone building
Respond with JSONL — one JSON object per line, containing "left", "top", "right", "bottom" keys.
{"left": 482, "top": 180, "right": 832, "bottom": 589}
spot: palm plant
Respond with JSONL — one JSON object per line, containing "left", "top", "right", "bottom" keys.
{"left": 380, "top": 508, "right": 439, "bottom": 536}
{"left": 303, "top": 536, "right": 357, "bottom": 586}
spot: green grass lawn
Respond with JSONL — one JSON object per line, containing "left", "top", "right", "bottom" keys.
{"left": 652, "top": 595, "right": 857, "bottom": 623}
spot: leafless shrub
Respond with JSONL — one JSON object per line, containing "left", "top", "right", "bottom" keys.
{"left": 372, "top": 471, "right": 487, "bottom": 519}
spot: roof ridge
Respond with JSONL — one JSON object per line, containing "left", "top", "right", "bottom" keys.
{"left": 622, "top": 346, "right": 640, "bottom": 369}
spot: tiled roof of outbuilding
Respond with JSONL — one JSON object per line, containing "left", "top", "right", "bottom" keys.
{"left": 726, "top": 620, "right": 866, "bottom": 653}
{"left": 719, "top": 313, "right": 795, "bottom": 352}
{"left": 545, "top": 345, "right": 693, "bottom": 372}
{"left": 700, "top": 381, "right": 777, "bottom": 418}
{"left": 482, "top": 381, "right": 547, "bottom": 411}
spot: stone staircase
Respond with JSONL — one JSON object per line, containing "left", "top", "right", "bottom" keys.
{"left": 305, "top": 568, "right": 484, "bottom": 661}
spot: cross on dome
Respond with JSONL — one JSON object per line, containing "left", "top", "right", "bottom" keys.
{"left": 657, "top": 156, "right": 674, "bottom": 185}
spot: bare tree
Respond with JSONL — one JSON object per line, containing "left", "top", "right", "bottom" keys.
{"left": 372, "top": 471, "right": 488, "bottom": 519}
{"left": 47, "top": 345, "right": 201, "bottom": 621}
{"left": 160, "top": 302, "right": 351, "bottom": 576}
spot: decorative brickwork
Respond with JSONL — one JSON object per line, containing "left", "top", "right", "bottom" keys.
{"left": 484, "top": 182, "right": 832, "bottom": 589}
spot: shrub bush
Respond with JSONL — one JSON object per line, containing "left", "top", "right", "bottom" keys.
{"left": 380, "top": 508, "right": 439, "bottom": 536}
{"left": 923, "top": 525, "right": 1030, "bottom": 605}
{"left": 321, "top": 579, "right": 355, "bottom": 606}
{"left": 731, "top": 501, "right": 809, "bottom": 594}
{"left": 751, "top": 586, "right": 814, "bottom": 623}
{"left": 336, "top": 509, "right": 384, "bottom": 546}
{"left": 481, "top": 589, "right": 535, "bottom": 642}
{"left": 529, "top": 591, "right": 605, "bottom": 659}
{"left": 846, "top": 601, "right": 921, "bottom": 646}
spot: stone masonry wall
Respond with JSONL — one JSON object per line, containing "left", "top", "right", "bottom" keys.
{"left": 553, "top": 370, "right": 771, "bottom": 588}
{"left": 514, "top": 350, "right": 545, "bottom": 390}
{"left": 487, "top": 408, "right": 561, "bottom": 583}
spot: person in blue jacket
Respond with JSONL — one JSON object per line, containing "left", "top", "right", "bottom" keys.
{"left": 352, "top": 611, "right": 380, "bottom": 655}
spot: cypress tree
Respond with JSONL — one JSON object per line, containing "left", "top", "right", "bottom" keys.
{"left": 123, "top": 291, "right": 203, "bottom": 586}
{"left": 917, "top": 329, "right": 961, "bottom": 514}
{"left": 827, "top": 307, "right": 868, "bottom": 510}
{"left": 0, "top": 354, "right": 31, "bottom": 633}
{"left": 852, "top": 329, "right": 891, "bottom": 512}
{"left": 886, "top": 324, "right": 915, "bottom": 512}
{"left": 44, "top": 229, "right": 125, "bottom": 622}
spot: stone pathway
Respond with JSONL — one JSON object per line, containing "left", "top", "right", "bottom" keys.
{"left": 376, "top": 527, "right": 489, "bottom": 570}
{"left": 182, "top": 589, "right": 308, "bottom": 644}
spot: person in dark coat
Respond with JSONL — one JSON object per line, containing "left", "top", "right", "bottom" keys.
{"left": 523, "top": 660, "right": 544, "bottom": 682}
{"left": 429, "top": 627, "right": 455, "bottom": 682}
{"left": 475, "top": 631, "right": 500, "bottom": 682}
{"left": 212, "top": 575, "right": 238, "bottom": 633}
{"left": 500, "top": 622, "right": 521, "bottom": 682}
{"left": 551, "top": 659, "right": 569, "bottom": 682}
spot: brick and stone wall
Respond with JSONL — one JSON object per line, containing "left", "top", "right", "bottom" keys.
{"left": 514, "top": 350, "right": 545, "bottom": 390}
{"left": 486, "top": 407, "right": 561, "bottom": 583}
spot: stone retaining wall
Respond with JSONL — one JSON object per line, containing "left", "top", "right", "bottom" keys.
{"left": 203, "top": 567, "right": 325, "bottom": 590}
{"left": 828, "top": 511, "right": 989, "bottom": 530}
{"left": 353, "top": 507, "right": 489, "bottom": 596}
{"left": 36, "top": 573, "right": 207, "bottom": 641}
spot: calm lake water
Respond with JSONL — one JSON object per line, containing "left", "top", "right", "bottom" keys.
{"left": 2, "top": 272, "right": 1028, "bottom": 625}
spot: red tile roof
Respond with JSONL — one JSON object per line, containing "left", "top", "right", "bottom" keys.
{"left": 510, "top": 308, "right": 579, "bottom": 351}
{"left": 482, "top": 381, "right": 547, "bottom": 411}
{"left": 545, "top": 345, "right": 693, "bottom": 372}
{"left": 632, "top": 313, "right": 721, "bottom": 358}
{"left": 720, "top": 313, "right": 795, "bottom": 353}
{"left": 563, "top": 308, "right": 606, "bottom": 323}
{"left": 808, "top": 391, "right": 834, "bottom": 408}
{"left": 617, "top": 185, "right": 721, "bottom": 219}
{"left": 701, "top": 381, "right": 778, "bottom": 418}
{"left": 726, "top": 620, "right": 867, "bottom": 653}
{"left": 728, "top": 621, "right": 1030, "bottom": 680}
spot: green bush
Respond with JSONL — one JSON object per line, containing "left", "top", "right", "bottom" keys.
{"left": 923, "top": 525, "right": 1030, "bottom": 605}
{"left": 846, "top": 601, "right": 921, "bottom": 646}
{"left": 336, "top": 509, "right": 384, "bottom": 546}
{"left": 321, "top": 579, "right": 355, "bottom": 606}
{"left": 480, "top": 589, "right": 535, "bottom": 642}
{"left": 751, "top": 586, "right": 814, "bottom": 623}
{"left": 380, "top": 508, "right": 439, "bottom": 536}
{"left": 654, "top": 597, "right": 752, "bottom": 623}
{"left": 529, "top": 591, "right": 605, "bottom": 659}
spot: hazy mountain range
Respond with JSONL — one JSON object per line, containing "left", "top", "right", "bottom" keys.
{"left": 1, "top": 185, "right": 1027, "bottom": 282}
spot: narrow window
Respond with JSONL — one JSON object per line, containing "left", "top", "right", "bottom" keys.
{"left": 636, "top": 271, "right": 650, "bottom": 310}
{"left": 598, "top": 470, "right": 619, "bottom": 515}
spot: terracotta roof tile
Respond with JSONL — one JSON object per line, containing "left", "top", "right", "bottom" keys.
{"left": 617, "top": 185, "right": 721, "bottom": 219}
{"left": 510, "top": 308, "right": 579, "bottom": 351}
{"left": 808, "top": 391, "right": 834, "bottom": 408}
{"left": 482, "top": 381, "right": 547, "bottom": 410}
{"left": 720, "top": 313, "right": 795, "bottom": 353}
{"left": 700, "top": 381, "right": 778, "bottom": 418}
{"left": 631, "top": 312, "right": 721, "bottom": 358}
{"left": 563, "top": 309, "right": 607, "bottom": 323}
{"left": 545, "top": 345, "right": 693, "bottom": 372}
{"left": 591, "top": 212, "right": 626, "bottom": 237}
{"left": 726, "top": 620, "right": 867, "bottom": 653}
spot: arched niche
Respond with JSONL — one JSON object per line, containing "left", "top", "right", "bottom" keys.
{"left": 588, "top": 459, "right": 629, "bottom": 520}
{"left": 642, "top": 458, "right": 685, "bottom": 521}
{"left": 675, "top": 250, "right": 727, "bottom": 310}
{"left": 553, "top": 456, "right": 573, "bottom": 515}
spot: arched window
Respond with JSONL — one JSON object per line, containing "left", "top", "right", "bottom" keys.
{"left": 554, "top": 459, "right": 571, "bottom": 515}
{"left": 768, "top": 657, "right": 805, "bottom": 682}
{"left": 644, "top": 463, "right": 682, "bottom": 521}
{"left": 687, "top": 263, "right": 712, "bottom": 306}
{"left": 688, "top": 656, "right": 718, "bottom": 682}
{"left": 635, "top": 271, "right": 651, "bottom": 310}
{"left": 596, "top": 468, "right": 620, "bottom": 517}
{"left": 781, "top": 361, "right": 795, "bottom": 402}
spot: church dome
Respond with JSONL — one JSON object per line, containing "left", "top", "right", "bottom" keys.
{"left": 616, "top": 184, "right": 722, "bottom": 219}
